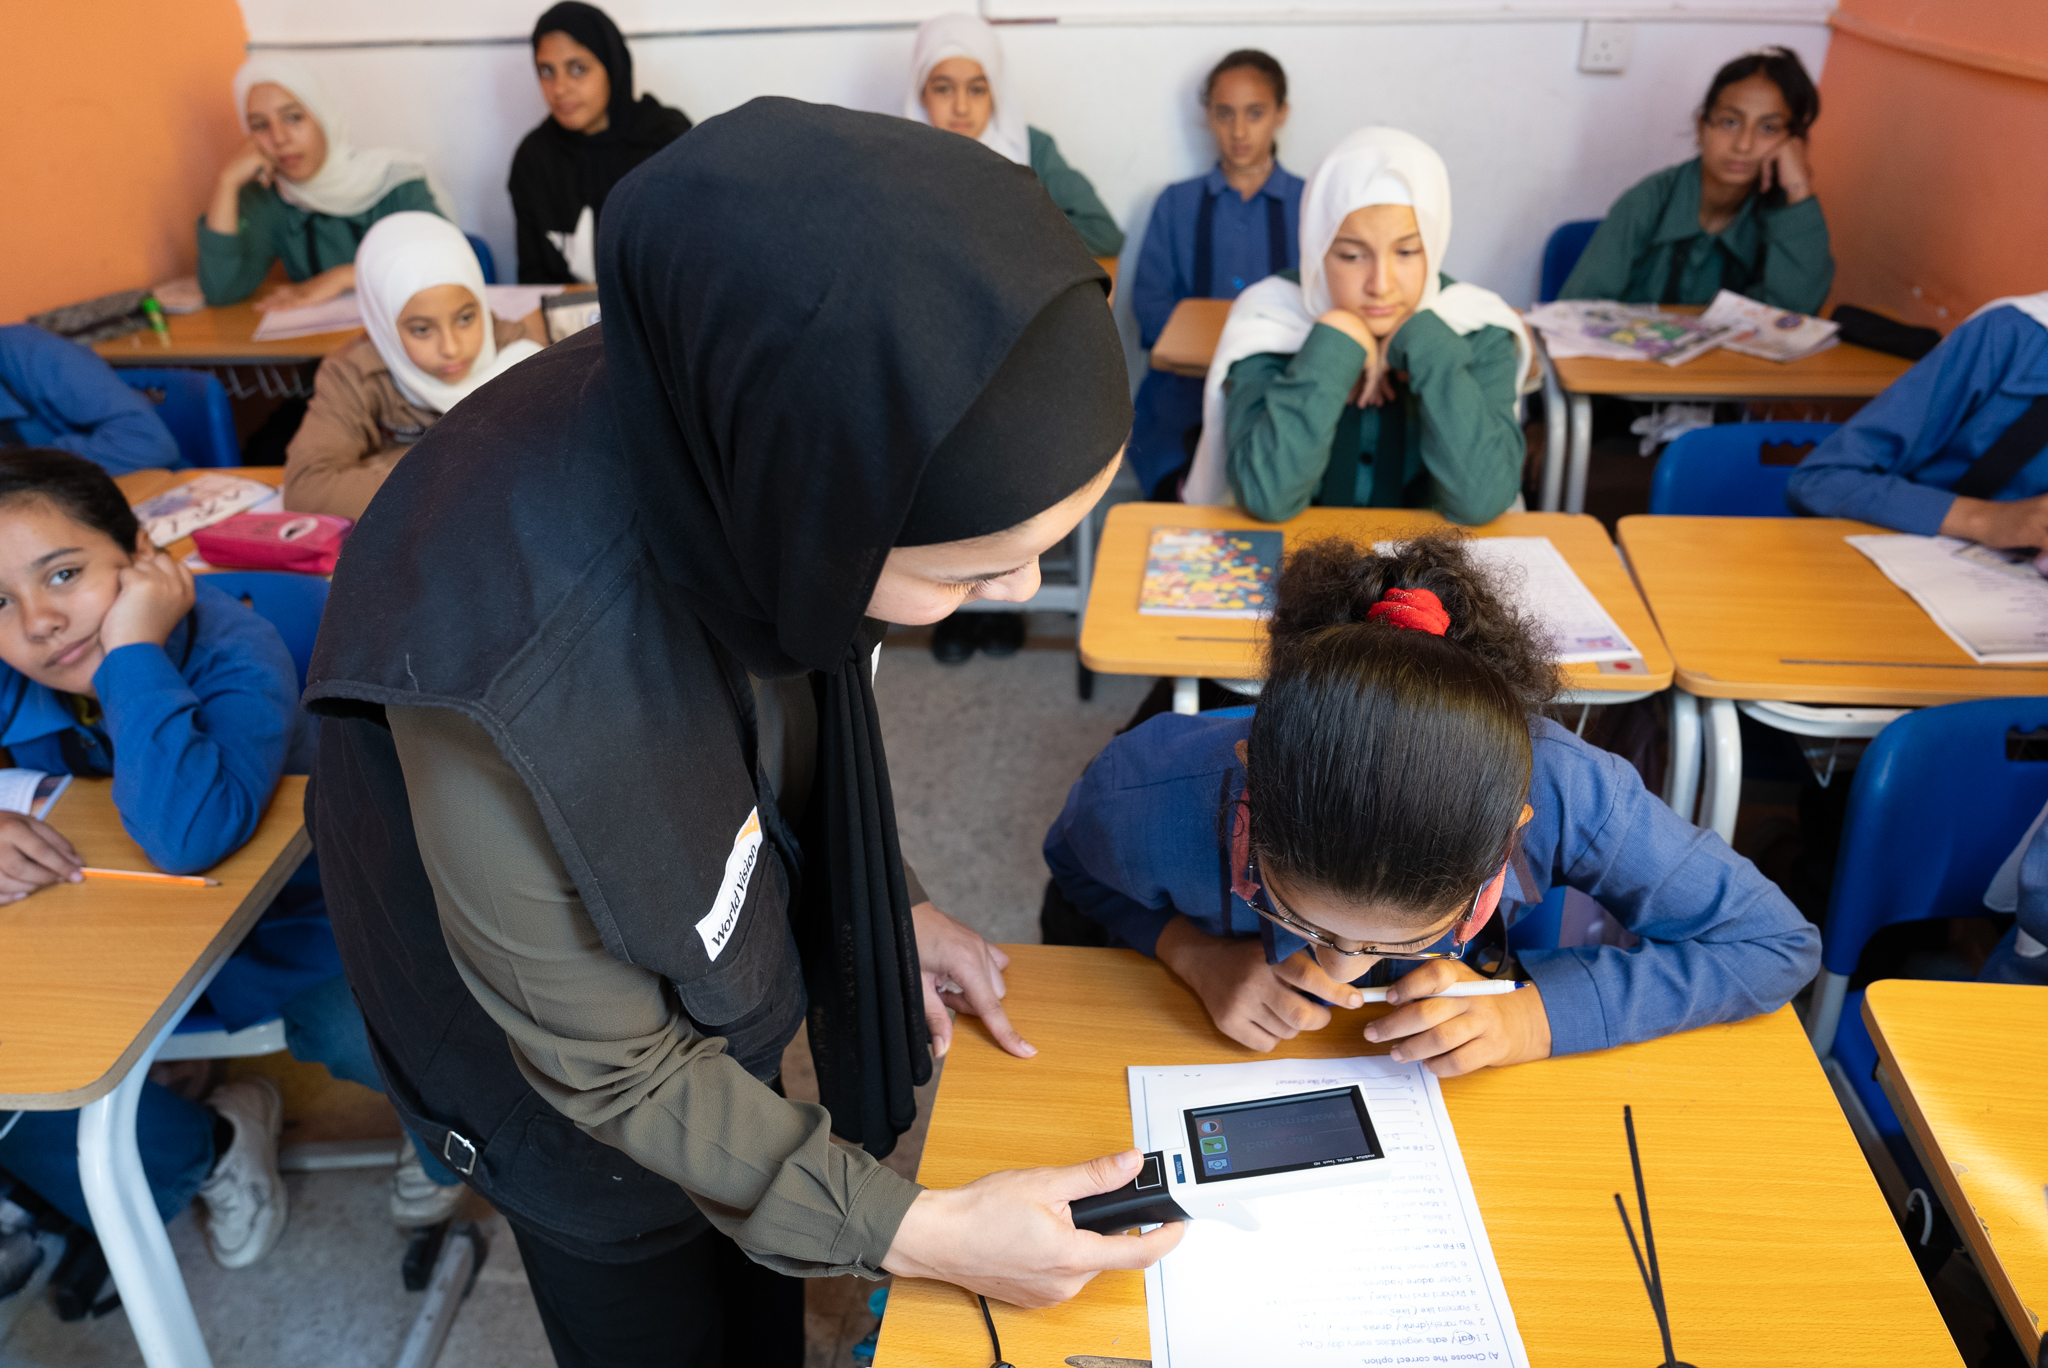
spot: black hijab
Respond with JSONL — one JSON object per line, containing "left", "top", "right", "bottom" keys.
{"left": 512, "top": 3, "right": 690, "bottom": 281}
{"left": 312, "top": 98, "right": 1128, "bottom": 1158}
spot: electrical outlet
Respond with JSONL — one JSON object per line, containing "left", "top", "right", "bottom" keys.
{"left": 1579, "top": 21, "right": 1632, "bottom": 74}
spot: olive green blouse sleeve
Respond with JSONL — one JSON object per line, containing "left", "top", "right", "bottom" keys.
{"left": 1384, "top": 313, "right": 1523, "bottom": 526}
{"left": 1028, "top": 128, "right": 1125, "bottom": 257}
{"left": 1755, "top": 196, "right": 1834, "bottom": 315}
{"left": 197, "top": 183, "right": 290, "bottom": 306}
{"left": 1223, "top": 322, "right": 1367, "bottom": 522}
{"left": 385, "top": 704, "right": 923, "bottom": 1279}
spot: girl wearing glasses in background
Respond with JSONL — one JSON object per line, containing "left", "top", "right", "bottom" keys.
{"left": 1043, "top": 535, "right": 1818, "bottom": 1072}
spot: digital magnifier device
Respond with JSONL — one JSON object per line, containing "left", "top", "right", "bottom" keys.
{"left": 1070, "top": 1085, "right": 1387, "bottom": 1234}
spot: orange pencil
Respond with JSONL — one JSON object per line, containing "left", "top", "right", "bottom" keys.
{"left": 80, "top": 867, "right": 220, "bottom": 888}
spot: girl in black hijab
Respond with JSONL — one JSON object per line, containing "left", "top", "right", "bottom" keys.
{"left": 509, "top": 2, "right": 691, "bottom": 284}
{"left": 307, "top": 99, "right": 1177, "bottom": 1365}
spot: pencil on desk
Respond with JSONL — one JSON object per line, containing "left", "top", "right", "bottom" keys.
{"left": 80, "top": 867, "right": 219, "bottom": 888}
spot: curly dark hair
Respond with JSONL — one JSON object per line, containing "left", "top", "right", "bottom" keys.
{"left": 1246, "top": 533, "right": 1559, "bottom": 925}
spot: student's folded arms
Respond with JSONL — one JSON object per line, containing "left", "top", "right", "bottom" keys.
{"left": 0, "top": 325, "right": 180, "bottom": 477}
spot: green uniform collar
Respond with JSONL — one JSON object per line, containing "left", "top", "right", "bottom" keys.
{"left": 1649, "top": 157, "right": 1761, "bottom": 270}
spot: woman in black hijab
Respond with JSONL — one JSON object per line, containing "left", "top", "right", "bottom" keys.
{"left": 510, "top": 2, "right": 691, "bottom": 284}
{"left": 307, "top": 99, "right": 1178, "bottom": 1365}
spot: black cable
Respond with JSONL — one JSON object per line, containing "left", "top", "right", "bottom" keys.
{"left": 977, "top": 1293, "right": 1014, "bottom": 1368}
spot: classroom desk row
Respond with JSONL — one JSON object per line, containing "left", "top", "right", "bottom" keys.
{"left": 1146, "top": 296, "right": 1917, "bottom": 516}
{"left": 1080, "top": 502, "right": 2048, "bottom": 844}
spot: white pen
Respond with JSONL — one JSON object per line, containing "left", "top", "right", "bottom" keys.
{"left": 1354, "top": 980, "right": 1531, "bottom": 1004}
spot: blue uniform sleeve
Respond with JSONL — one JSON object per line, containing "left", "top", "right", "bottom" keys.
{"left": 1787, "top": 309, "right": 2033, "bottom": 533}
{"left": 1043, "top": 752, "right": 1184, "bottom": 957}
{"left": 1132, "top": 189, "right": 1185, "bottom": 350}
{"left": 0, "top": 328, "right": 179, "bottom": 475}
{"left": 1514, "top": 725, "right": 1819, "bottom": 1054}
{"left": 93, "top": 610, "right": 296, "bottom": 875}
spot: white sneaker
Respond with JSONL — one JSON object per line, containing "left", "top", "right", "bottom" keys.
{"left": 390, "top": 1143, "right": 464, "bottom": 1227}
{"left": 194, "top": 1078, "right": 287, "bottom": 1270}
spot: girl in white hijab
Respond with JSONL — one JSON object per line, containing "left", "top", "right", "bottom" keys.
{"left": 283, "top": 214, "right": 543, "bottom": 522}
{"left": 904, "top": 14, "right": 1125, "bottom": 256}
{"left": 1183, "top": 127, "right": 1532, "bottom": 524}
{"left": 200, "top": 56, "right": 454, "bottom": 310}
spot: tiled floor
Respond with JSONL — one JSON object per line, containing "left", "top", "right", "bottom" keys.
{"left": 0, "top": 637, "right": 1147, "bottom": 1368}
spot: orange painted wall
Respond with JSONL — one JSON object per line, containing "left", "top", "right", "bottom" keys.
{"left": 0, "top": 1, "right": 249, "bottom": 323}
{"left": 1811, "top": 0, "right": 2048, "bottom": 331}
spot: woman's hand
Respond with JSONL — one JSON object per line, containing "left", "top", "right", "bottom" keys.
{"left": 207, "top": 139, "right": 276, "bottom": 235}
{"left": 1363, "top": 959, "right": 1551, "bottom": 1077}
{"left": 1316, "top": 308, "right": 1395, "bottom": 408}
{"left": 1156, "top": 917, "right": 1363, "bottom": 1051}
{"left": 99, "top": 548, "right": 196, "bottom": 654}
{"left": 0, "top": 811, "right": 83, "bottom": 901}
{"left": 1759, "top": 136, "right": 1813, "bottom": 204}
{"left": 256, "top": 263, "right": 356, "bottom": 313}
{"left": 912, "top": 900, "right": 1034, "bottom": 1059}
{"left": 883, "top": 1149, "right": 1183, "bottom": 1307}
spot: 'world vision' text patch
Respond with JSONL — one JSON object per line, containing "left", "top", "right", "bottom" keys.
{"left": 695, "top": 808, "right": 763, "bottom": 962}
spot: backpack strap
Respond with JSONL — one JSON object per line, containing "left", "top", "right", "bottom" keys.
{"left": 1266, "top": 193, "right": 1289, "bottom": 277}
{"left": 1193, "top": 185, "right": 1217, "bottom": 299}
{"left": 1951, "top": 394, "right": 2048, "bottom": 502}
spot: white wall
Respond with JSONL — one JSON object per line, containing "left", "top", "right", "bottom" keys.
{"left": 242, "top": 10, "right": 1829, "bottom": 366}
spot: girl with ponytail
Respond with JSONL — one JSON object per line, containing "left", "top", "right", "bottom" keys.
{"left": 1044, "top": 534, "right": 1817, "bottom": 1071}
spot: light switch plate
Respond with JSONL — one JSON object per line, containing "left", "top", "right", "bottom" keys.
{"left": 1579, "top": 20, "right": 1632, "bottom": 74}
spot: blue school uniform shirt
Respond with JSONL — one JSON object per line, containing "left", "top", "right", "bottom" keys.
{"left": 1786, "top": 305, "right": 2048, "bottom": 533}
{"left": 0, "top": 325, "right": 181, "bottom": 476}
{"left": 1043, "top": 711, "right": 1819, "bottom": 1056}
{"left": 0, "top": 579, "right": 315, "bottom": 875}
{"left": 1127, "top": 164, "right": 1305, "bottom": 494}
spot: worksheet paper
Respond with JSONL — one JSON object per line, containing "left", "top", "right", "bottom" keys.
{"left": 1130, "top": 1056, "right": 1528, "bottom": 1368}
{"left": 1376, "top": 536, "right": 1638, "bottom": 664}
{"left": 250, "top": 285, "right": 562, "bottom": 341}
{"left": 1846, "top": 534, "right": 2048, "bottom": 663}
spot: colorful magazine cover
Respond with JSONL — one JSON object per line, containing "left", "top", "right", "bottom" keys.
{"left": 1139, "top": 527, "right": 1282, "bottom": 618}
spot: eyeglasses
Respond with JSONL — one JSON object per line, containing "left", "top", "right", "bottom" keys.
{"left": 1243, "top": 852, "right": 1485, "bottom": 961}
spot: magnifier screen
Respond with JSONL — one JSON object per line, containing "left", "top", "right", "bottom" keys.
{"left": 1182, "top": 1086, "right": 1383, "bottom": 1185}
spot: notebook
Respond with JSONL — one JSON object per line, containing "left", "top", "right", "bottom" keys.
{"left": 1846, "top": 534, "right": 2048, "bottom": 663}
{"left": 1524, "top": 300, "right": 1732, "bottom": 366}
{"left": 1139, "top": 527, "right": 1282, "bottom": 618}
{"left": 132, "top": 474, "right": 278, "bottom": 548}
{"left": 0, "top": 769, "right": 72, "bottom": 821}
{"left": 1697, "top": 289, "right": 1840, "bottom": 363}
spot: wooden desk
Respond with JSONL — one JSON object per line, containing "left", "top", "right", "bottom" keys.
{"left": 116, "top": 465, "right": 287, "bottom": 566}
{"left": 876, "top": 945, "right": 1960, "bottom": 1367}
{"left": 1862, "top": 980, "right": 2048, "bottom": 1367}
{"left": 0, "top": 777, "right": 310, "bottom": 1110}
{"left": 92, "top": 301, "right": 359, "bottom": 369}
{"left": 1618, "top": 515, "right": 2048, "bottom": 839}
{"left": 1537, "top": 305, "right": 1911, "bottom": 514}
{"left": 1151, "top": 297, "right": 1230, "bottom": 378}
{"left": 1081, "top": 502, "right": 1673, "bottom": 707}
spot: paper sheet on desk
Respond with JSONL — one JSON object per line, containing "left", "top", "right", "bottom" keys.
{"left": 250, "top": 285, "right": 562, "bottom": 341}
{"left": 1376, "top": 536, "right": 1638, "bottom": 663}
{"left": 1847, "top": 534, "right": 2048, "bottom": 663}
{"left": 1130, "top": 1056, "right": 1527, "bottom": 1368}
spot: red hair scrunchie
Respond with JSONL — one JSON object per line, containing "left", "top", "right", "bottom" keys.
{"left": 1365, "top": 586, "right": 1450, "bottom": 636}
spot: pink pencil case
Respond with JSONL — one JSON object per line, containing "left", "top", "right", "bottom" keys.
{"left": 192, "top": 512, "right": 354, "bottom": 575}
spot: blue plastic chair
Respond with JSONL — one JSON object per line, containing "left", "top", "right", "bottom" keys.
{"left": 1647, "top": 421, "right": 1840, "bottom": 516}
{"left": 466, "top": 233, "right": 498, "bottom": 286}
{"left": 119, "top": 368, "right": 237, "bottom": 468}
{"left": 1808, "top": 698, "right": 2048, "bottom": 1182}
{"left": 201, "top": 572, "right": 331, "bottom": 691}
{"left": 1538, "top": 220, "right": 1602, "bottom": 304}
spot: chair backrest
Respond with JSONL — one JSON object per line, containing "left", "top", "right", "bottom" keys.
{"left": 118, "top": 368, "right": 237, "bottom": 467}
{"left": 1821, "top": 697, "right": 2048, "bottom": 978}
{"left": 1538, "top": 220, "right": 1603, "bottom": 304}
{"left": 1648, "top": 421, "right": 1839, "bottom": 516}
{"left": 202, "top": 572, "right": 331, "bottom": 690}
{"left": 466, "top": 234, "right": 498, "bottom": 286}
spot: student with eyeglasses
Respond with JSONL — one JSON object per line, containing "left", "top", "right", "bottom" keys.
{"left": 1043, "top": 534, "right": 1818, "bottom": 1071}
